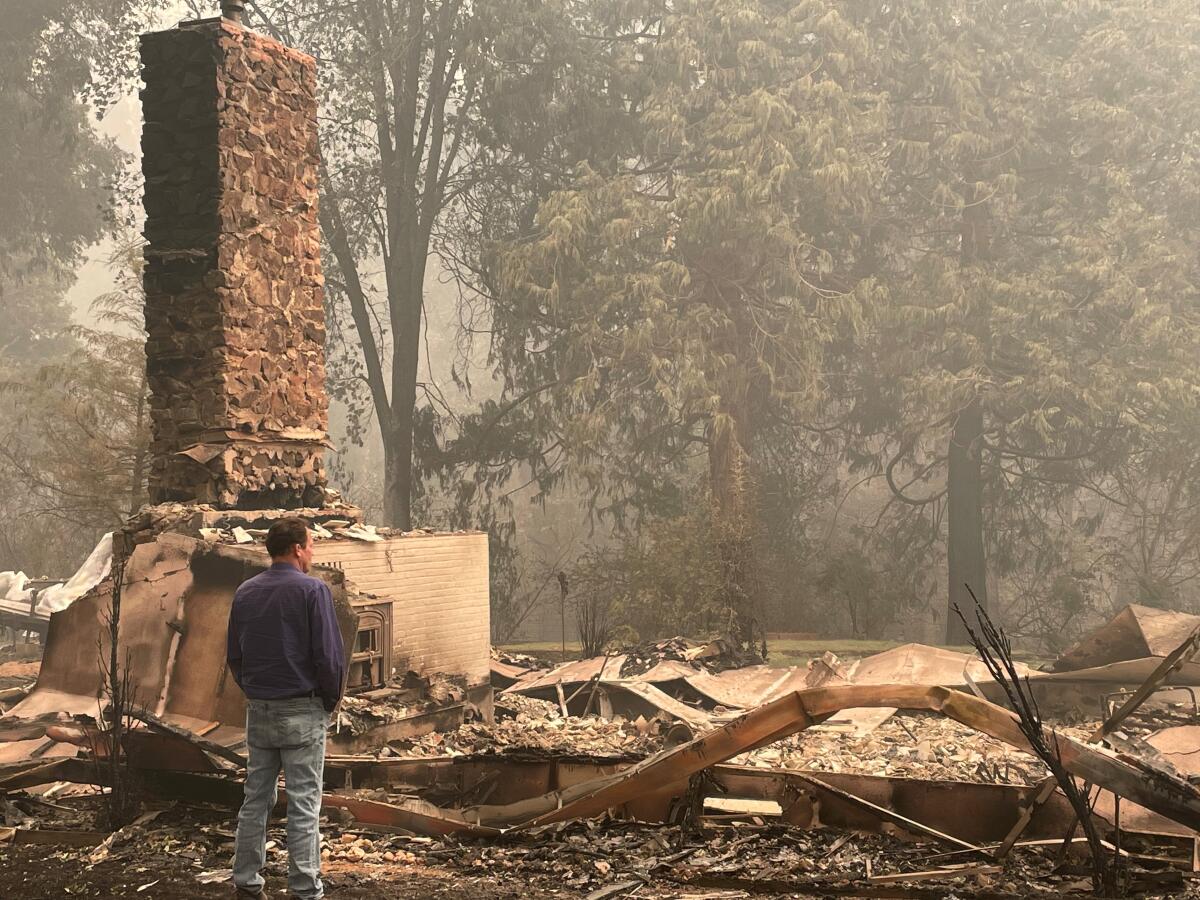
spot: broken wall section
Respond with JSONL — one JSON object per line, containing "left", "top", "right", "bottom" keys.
{"left": 140, "top": 18, "right": 328, "bottom": 508}
{"left": 316, "top": 534, "right": 492, "bottom": 687}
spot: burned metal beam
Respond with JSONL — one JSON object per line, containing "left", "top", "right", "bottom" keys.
{"left": 464, "top": 684, "right": 1200, "bottom": 835}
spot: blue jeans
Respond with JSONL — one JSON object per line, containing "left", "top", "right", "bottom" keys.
{"left": 233, "top": 696, "right": 328, "bottom": 899}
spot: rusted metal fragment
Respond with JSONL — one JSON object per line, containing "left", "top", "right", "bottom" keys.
{"left": 1052, "top": 604, "right": 1200, "bottom": 672}
{"left": 784, "top": 772, "right": 980, "bottom": 850}
{"left": 127, "top": 707, "right": 247, "bottom": 768}
{"left": 324, "top": 754, "right": 632, "bottom": 808}
{"left": 3, "top": 535, "right": 357, "bottom": 736}
{"left": 0, "top": 720, "right": 53, "bottom": 742}
{"left": 709, "top": 765, "right": 1096, "bottom": 845}
{"left": 122, "top": 730, "right": 225, "bottom": 773}
{"left": 0, "top": 756, "right": 77, "bottom": 790}
{"left": 0, "top": 738, "right": 56, "bottom": 765}
{"left": 300, "top": 791, "right": 498, "bottom": 837}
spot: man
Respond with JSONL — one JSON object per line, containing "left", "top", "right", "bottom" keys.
{"left": 227, "top": 517, "right": 347, "bottom": 900}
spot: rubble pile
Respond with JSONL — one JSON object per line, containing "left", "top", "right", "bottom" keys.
{"left": 334, "top": 673, "right": 471, "bottom": 737}
{"left": 9, "top": 604, "right": 1200, "bottom": 897}
{"left": 739, "top": 712, "right": 1093, "bottom": 784}
{"left": 392, "top": 696, "right": 660, "bottom": 758}
{"left": 616, "top": 636, "right": 763, "bottom": 677}
{"left": 0, "top": 644, "right": 40, "bottom": 695}
{"left": 2, "top": 800, "right": 1188, "bottom": 898}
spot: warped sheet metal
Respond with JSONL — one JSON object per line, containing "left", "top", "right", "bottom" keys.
{"left": 1052, "top": 604, "right": 1200, "bottom": 672}
{"left": 506, "top": 643, "right": 1027, "bottom": 731}
{"left": 489, "top": 659, "right": 532, "bottom": 689}
{"left": 463, "top": 684, "right": 1200, "bottom": 834}
{"left": 504, "top": 656, "right": 626, "bottom": 694}
{"left": 505, "top": 658, "right": 831, "bottom": 715}
{"left": 1146, "top": 726, "right": 1200, "bottom": 777}
{"left": 846, "top": 643, "right": 1033, "bottom": 687}
{"left": 664, "top": 665, "right": 823, "bottom": 709}
{"left": 324, "top": 755, "right": 1158, "bottom": 847}
{"left": 313, "top": 793, "right": 497, "bottom": 837}
{"left": 1035, "top": 657, "right": 1200, "bottom": 685}
{"left": 837, "top": 643, "right": 1036, "bottom": 732}
{"left": 0, "top": 533, "right": 112, "bottom": 626}
{"left": 0, "top": 535, "right": 357, "bottom": 748}
{"left": 589, "top": 681, "right": 714, "bottom": 730}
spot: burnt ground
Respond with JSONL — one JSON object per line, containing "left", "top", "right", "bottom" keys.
{"left": 3, "top": 795, "right": 1199, "bottom": 900}
{"left": 0, "top": 845, "right": 559, "bottom": 900}
{"left": 0, "top": 798, "right": 548, "bottom": 900}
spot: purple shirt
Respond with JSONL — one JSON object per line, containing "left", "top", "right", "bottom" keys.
{"left": 226, "top": 562, "right": 347, "bottom": 712}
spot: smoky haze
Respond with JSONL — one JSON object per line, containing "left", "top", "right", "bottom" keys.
{"left": 2, "top": 0, "right": 1198, "bottom": 660}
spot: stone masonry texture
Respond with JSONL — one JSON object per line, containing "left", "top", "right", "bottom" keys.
{"left": 141, "top": 18, "right": 328, "bottom": 508}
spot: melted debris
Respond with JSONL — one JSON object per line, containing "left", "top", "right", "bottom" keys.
{"left": 616, "top": 636, "right": 763, "bottom": 678}
{"left": 736, "top": 712, "right": 1094, "bottom": 785}
{"left": 389, "top": 695, "right": 661, "bottom": 758}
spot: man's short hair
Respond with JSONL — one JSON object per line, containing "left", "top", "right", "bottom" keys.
{"left": 265, "top": 517, "right": 310, "bottom": 558}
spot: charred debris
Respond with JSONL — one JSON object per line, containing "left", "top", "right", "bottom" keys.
{"left": 7, "top": 602, "right": 1200, "bottom": 896}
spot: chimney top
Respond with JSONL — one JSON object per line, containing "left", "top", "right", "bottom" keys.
{"left": 221, "top": 1, "right": 245, "bottom": 23}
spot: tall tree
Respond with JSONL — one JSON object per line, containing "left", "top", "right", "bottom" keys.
{"left": 854, "top": 0, "right": 1200, "bottom": 642}
{"left": 485, "top": 0, "right": 883, "bottom": 643}
{"left": 0, "top": 0, "right": 163, "bottom": 361}
{"left": 0, "top": 0, "right": 161, "bottom": 277}
{"left": 245, "top": 0, "right": 629, "bottom": 528}
{"left": 0, "top": 240, "right": 149, "bottom": 572}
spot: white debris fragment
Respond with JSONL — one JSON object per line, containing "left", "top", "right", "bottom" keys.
{"left": 35, "top": 532, "right": 113, "bottom": 615}
{"left": 0, "top": 570, "right": 33, "bottom": 612}
{"left": 340, "top": 524, "right": 383, "bottom": 542}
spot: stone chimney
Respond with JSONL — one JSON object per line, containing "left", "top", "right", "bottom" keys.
{"left": 140, "top": 14, "right": 329, "bottom": 509}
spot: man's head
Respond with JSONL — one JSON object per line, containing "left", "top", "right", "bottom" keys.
{"left": 265, "top": 517, "right": 314, "bottom": 572}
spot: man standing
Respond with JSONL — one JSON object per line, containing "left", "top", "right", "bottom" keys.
{"left": 227, "top": 517, "right": 346, "bottom": 900}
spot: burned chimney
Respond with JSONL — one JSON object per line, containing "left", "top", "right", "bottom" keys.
{"left": 140, "top": 11, "right": 328, "bottom": 509}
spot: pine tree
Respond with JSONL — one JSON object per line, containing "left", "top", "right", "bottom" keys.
{"left": 856, "top": 0, "right": 1200, "bottom": 641}
{"left": 489, "top": 0, "right": 884, "bottom": 643}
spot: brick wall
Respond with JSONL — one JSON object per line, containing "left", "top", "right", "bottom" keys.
{"left": 140, "top": 18, "right": 328, "bottom": 508}
{"left": 315, "top": 534, "right": 491, "bottom": 686}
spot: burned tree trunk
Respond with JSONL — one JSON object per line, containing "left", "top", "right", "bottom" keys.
{"left": 381, "top": 267, "right": 425, "bottom": 530}
{"left": 96, "top": 530, "right": 140, "bottom": 830}
{"left": 708, "top": 399, "right": 762, "bottom": 650}
{"left": 946, "top": 399, "right": 987, "bottom": 645}
{"left": 946, "top": 187, "right": 992, "bottom": 645}
{"left": 127, "top": 372, "right": 149, "bottom": 515}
